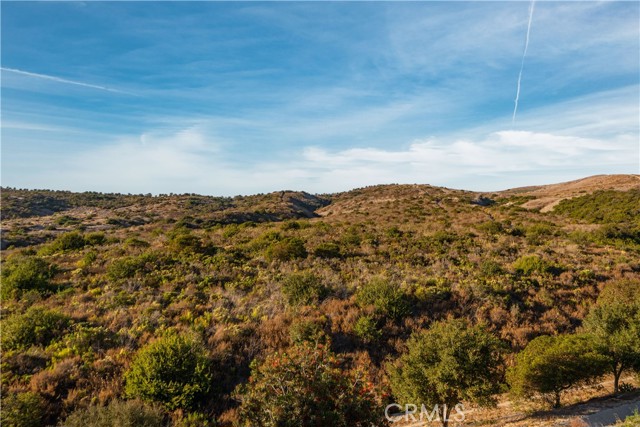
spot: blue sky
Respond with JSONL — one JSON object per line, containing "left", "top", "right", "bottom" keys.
{"left": 1, "top": 1, "right": 639, "bottom": 195}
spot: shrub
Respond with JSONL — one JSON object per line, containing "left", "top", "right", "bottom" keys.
{"left": 1, "top": 255, "right": 55, "bottom": 299}
{"left": 48, "top": 324, "right": 116, "bottom": 360}
{"left": 477, "top": 221, "right": 504, "bottom": 235}
{"left": 107, "top": 257, "right": 142, "bottom": 280}
{"left": 124, "top": 237, "right": 151, "bottom": 248}
{"left": 508, "top": 334, "right": 608, "bottom": 408}
{"left": 59, "top": 399, "right": 165, "bottom": 427}
{"left": 124, "top": 333, "right": 212, "bottom": 411}
{"left": 356, "top": 277, "right": 410, "bottom": 321}
{"left": 352, "top": 314, "right": 382, "bottom": 344}
{"left": 55, "top": 215, "right": 80, "bottom": 226}
{"left": 235, "top": 343, "right": 379, "bottom": 427}
{"left": 313, "top": 242, "right": 342, "bottom": 259}
{"left": 42, "top": 231, "right": 86, "bottom": 254}
{"left": 85, "top": 232, "right": 107, "bottom": 246}
{"left": 480, "top": 260, "right": 504, "bottom": 277}
{"left": 388, "top": 318, "right": 505, "bottom": 426}
{"left": 281, "top": 273, "right": 329, "bottom": 307}
{"left": 512, "top": 255, "right": 553, "bottom": 276}
{"left": 168, "top": 231, "right": 213, "bottom": 254}
{"left": 289, "top": 318, "right": 328, "bottom": 345}
{"left": 2, "top": 307, "right": 71, "bottom": 350}
{"left": 265, "top": 237, "right": 307, "bottom": 262}
{"left": 78, "top": 250, "right": 98, "bottom": 269}
{"left": 596, "top": 223, "right": 640, "bottom": 245}
{"left": 0, "top": 392, "right": 47, "bottom": 427}
{"left": 107, "top": 251, "right": 167, "bottom": 281}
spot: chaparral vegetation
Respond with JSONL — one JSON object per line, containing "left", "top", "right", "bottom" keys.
{"left": 1, "top": 175, "right": 640, "bottom": 426}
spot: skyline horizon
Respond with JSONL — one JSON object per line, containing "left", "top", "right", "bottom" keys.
{"left": 2, "top": 172, "right": 638, "bottom": 198}
{"left": 2, "top": 1, "right": 639, "bottom": 195}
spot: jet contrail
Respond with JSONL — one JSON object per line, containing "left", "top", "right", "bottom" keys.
{"left": 1, "top": 67, "right": 132, "bottom": 95}
{"left": 512, "top": 0, "right": 535, "bottom": 125}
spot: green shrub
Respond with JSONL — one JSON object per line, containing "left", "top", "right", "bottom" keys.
{"left": 43, "top": 231, "right": 86, "bottom": 254}
{"left": 355, "top": 277, "right": 410, "bottom": 321}
{"left": 59, "top": 399, "right": 165, "bottom": 427}
{"left": 235, "top": 343, "right": 379, "bottom": 427}
{"left": 0, "top": 392, "right": 47, "bottom": 427}
{"left": 596, "top": 223, "right": 640, "bottom": 245}
{"left": 1, "top": 255, "right": 55, "bottom": 299}
{"left": 313, "top": 242, "right": 342, "bottom": 259}
{"left": 79, "top": 250, "right": 98, "bottom": 268}
{"left": 48, "top": 324, "right": 115, "bottom": 360}
{"left": 2, "top": 307, "right": 71, "bottom": 350}
{"left": 124, "top": 237, "right": 150, "bottom": 248}
{"left": 168, "top": 231, "right": 211, "bottom": 254}
{"left": 477, "top": 221, "right": 504, "bottom": 235}
{"left": 265, "top": 237, "right": 307, "bottom": 262}
{"left": 512, "top": 255, "right": 554, "bottom": 276}
{"left": 289, "top": 318, "right": 328, "bottom": 345}
{"left": 281, "top": 273, "right": 329, "bottom": 306}
{"left": 386, "top": 226, "right": 403, "bottom": 238}
{"left": 55, "top": 215, "right": 80, "bottom": 226}
{"left": 107, "top": 257, "right": 142, "bottom": 280}
{"left": 85, "top": 232, "right": 107, "bottom": 246}
{"left": 480, "top": 260, "right": 504, "bottom": 277}
{"left": 107, "top": 251, "right": 166, "bottom": 281}
{"left": 525, "top": 223, "right": 557, "bottom": 243}
{"left": 341, "top": 230, "right": 361, "bottom": 246}
{"left": 124, "top": 333, "right": 212, "bottom": 411}
{"left": 352, "top": 314, "right": 382, "bottom": 344}
{"left": 281, "top": 220, "right": 301, "bottom": 230}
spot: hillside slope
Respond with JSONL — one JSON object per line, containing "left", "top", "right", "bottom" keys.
{"left": 495, "top": 174, "right": 640, "bottom": 212}
{"left": 1, "top": 175, "right": 639, "bottom": 427}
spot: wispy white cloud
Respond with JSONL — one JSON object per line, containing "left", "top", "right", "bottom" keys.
{"left": 2, "top": 2, "right": 637, "bottom": 195}
{"left": 14, "top": 125, "right": 635, "bottom": 196}
{"left": 0, "top": 67, "right": 133, "bottom": 95}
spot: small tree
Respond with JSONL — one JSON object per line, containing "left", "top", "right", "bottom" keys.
{"left": 582, "top": 279, "right": 640, "bottom": 393}
{"left": 508, "top": 334, "right": 608, "bottom": 408}
{"left": 235, "top": 343, "right": 381, "bottom": 427}
{"left": 124, "top": 333, "right": 212, "bottom": 411}
{"left": 387, "top": 318, "right": 505, "bottom": 427}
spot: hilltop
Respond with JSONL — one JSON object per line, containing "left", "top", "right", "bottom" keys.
{"left": 1, "top": 174, "right": 639, "bottom": 427}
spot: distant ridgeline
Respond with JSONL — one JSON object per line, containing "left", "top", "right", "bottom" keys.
{"left": 0, "top": 187, "right": 330, "bottom": 223}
